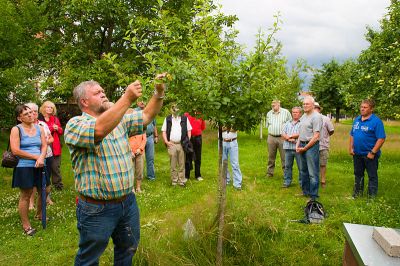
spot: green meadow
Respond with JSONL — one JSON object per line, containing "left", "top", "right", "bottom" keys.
{"left": 0, "top": 121, "right": 399, "bottom": 265}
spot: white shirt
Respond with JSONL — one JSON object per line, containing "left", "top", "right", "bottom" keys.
{"left": 38, "top": 120, "right": 53, "bottom": 158}
{"left": 222, "top": 131, "right": 237, "bottom": 139}
{"left": 161, "top": 116, "right": 192, "bottom": 142}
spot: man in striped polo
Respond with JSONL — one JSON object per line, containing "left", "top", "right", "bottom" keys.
{"left": 265, "top": 100, "right": 292, "bottom": 178}
{"left": 65, "top": 73, "right": 167, "bottom": 265}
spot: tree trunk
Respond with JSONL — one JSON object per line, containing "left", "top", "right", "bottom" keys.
{"left": 216, "top": 126, "right": 227, "bottom": 265}
{"left": 335, "top": 107, "right": 340, "bottom": 123}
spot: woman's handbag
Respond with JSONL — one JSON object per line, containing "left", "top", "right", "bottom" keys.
{"left": 1, "top": 126, "right": 20, "bottom": 168}
{"left": 1, "top": 150, "right": 19, "bottom": 168}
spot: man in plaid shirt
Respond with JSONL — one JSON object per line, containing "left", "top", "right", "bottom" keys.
{"left": 65, "top": 74, "right": 167, "bottom": 265}
{"left": 281, "top": 107, "right": 302, "bottom": 188}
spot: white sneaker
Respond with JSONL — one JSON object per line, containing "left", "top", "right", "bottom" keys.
{"left": 196, "top": 177, "right": 204, "bottom": 181}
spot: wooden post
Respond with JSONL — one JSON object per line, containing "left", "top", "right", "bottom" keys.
{"left": 216, "top": 126, "right": 228, "bottom": 265}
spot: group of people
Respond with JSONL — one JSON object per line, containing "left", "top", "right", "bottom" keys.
{"left": 10, "top": 101, "right": 64, "bottom": 236}
{"left": 221, "top": 96, "right": 386, "bottom": 203}
{"left": 161, "top": 103, "right": 206, "bottom": 187}
{"left": 8, "top": 71, "right": 386, "bottom": 265}
{"left": 264, "top": 96, "right": 385, "bottom": 201}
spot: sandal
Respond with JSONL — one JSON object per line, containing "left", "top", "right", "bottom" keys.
{"left": 23, "top": 227, "right": 36, "bottom": 236}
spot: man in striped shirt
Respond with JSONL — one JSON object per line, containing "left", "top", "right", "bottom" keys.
{"left": 281, "top": 107, "right": 302, "bottom": 188}
{"left": 265, "top": 100, "right": 292, "bottom": 178}
{"left": 65, "top": 74, "right": 167, "bottom": 265}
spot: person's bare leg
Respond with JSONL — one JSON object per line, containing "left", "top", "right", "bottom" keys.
{"left": 320, "top": 165, "right": 327, "bottom": 188}
{"left": 136, "top": 180, "right": 142, "bottom": 193}
{"left": 29, "top": 187, "right": 37, "bottom": 210}
{"left": 19, "top": 188, "right": 33, "bottom": 230}
{"left": 46, "top": 186, "right": 54, "bottom": 205}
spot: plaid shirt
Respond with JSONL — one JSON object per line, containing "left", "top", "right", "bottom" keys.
{"left": 64, "top": 111, "right": 143, "bottom": 200}
{"left": 282, "top": 119, "right": 300, "bottom": 150}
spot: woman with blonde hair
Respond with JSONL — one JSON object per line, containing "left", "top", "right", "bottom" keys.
{"left": 10, "top": 105, "right": 47, "bottom": 236}
{"left": 39, "top": 101, "right": 64, "bottom": 190}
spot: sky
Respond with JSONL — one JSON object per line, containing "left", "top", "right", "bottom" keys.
{"left": 217, "top": 0, "right": 391, "bottom": 68}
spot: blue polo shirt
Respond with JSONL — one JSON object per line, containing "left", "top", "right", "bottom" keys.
{"left": 350, "top": 114, "right": 385, "bottom": 156}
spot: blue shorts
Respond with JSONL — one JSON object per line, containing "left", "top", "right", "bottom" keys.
{"left": 12, "top": 167, "right": 50, "bottom": 189}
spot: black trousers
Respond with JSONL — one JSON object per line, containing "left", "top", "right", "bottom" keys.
{"left": 353, "top": 154, "right": 379, "bottom": 197}
{"left": 185, "top": 135, "right": 202, "bottom": 179}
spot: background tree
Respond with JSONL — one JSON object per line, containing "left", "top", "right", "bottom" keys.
{"left": 355, "top": 0, "right": 400, "bottom": 118}
{"left": 105, "top": 3, "right": 305, "bottom": 261}
{"left": 35, "top": 0, "right": 199, "bottom": 102}
{"left": 0, "top": 0, "right": 45, "bottom": 128}
{"left": 336, "top": 59, "right": 362, "bottom": 117}
{"left": 309, "top": 59, "right": 345, "bottom": 122}
{"left": 310, "top": 0, "right": 400, "bottom": 119}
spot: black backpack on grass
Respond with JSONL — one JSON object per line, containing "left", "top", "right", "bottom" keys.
{"left": 304, "top": 200, "right": 326, "bottom": 224}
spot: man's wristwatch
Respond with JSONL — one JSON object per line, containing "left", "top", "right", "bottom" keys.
{"left": 154, "top": 89, "right": 165, "bottom": 99}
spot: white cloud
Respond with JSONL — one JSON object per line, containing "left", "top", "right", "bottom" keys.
{"left": 218, "top": 0, "right": 390, "bottom": 67}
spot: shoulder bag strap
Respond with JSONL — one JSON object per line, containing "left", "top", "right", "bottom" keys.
{"left": 7, "top": 126, "right": 21, "bottom": 151}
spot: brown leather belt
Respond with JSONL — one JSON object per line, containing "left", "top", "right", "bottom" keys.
{"left": 269, "top": 134, "right": 281, "bottom": 137}
{"left": 223, "top": 138, "right": 237, "bottom": 142}
{"left": 79, "top": 194, "right": 128, "bottom": 204}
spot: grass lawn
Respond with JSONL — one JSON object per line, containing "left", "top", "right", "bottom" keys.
{"left": 0, "top": 120, "right": 399, "bottom": 265}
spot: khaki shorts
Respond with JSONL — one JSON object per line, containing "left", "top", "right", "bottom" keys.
{"left": 319, "top": 149, "right": 329, "bottom": 166}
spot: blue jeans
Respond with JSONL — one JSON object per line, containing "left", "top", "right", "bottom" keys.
{"left": 298, "top": 141, "right": 320, "bottom": 199}
{"left": 353, "top": 154, "right": 379, "bottom": 197}
{"left": 222, "top": 140, "right": 242, "bottom": 188}
{"left": 145, "top": 135, "right": 155, "bottom": 180}
{"left": 75, "top": 193, "right": 140, "bottom": 266}
{"left": 283, "top": 149, "right": 301, "bottom": 186}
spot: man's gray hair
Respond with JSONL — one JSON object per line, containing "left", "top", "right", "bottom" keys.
{"left": 25, "top": 102, "right": 38, "bottom": 111}
{"left": 292, "top": 106, "right": 302, "bottom": 112}
{"left": 74, "top": 80, "right": 100, "bottom": 110}
{"left": 303, "top": 96, "right": 315, "bottom": 104}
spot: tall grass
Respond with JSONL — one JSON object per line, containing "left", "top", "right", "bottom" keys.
{"left": 0, "top": 120, "right": 399, "bottom": 265}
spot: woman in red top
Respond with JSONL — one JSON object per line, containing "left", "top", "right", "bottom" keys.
{"left": 39, "top": 101, "right": 64, "bottom": 190}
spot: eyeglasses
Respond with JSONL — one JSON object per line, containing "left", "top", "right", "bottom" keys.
{"left": 20, "top": 111, "right": 33, "bottom": 117}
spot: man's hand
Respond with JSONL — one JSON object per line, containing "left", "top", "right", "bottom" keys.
{"left": 296, "top": 147, "right": 306, "bottom": 154}
{"left": 367, "top": 152, "right": 375, "bottom": 159}
{"left": 165, "top": 141, "right": 173, "bottom": 148}
{"left": 125, "top": 80, "right": 142, "bottom": 102}
{"left": 349, "top": 148, "right": 355, "bottom": 156}
{"left": 154, "top": 72, "right": 168, "bottom": 93}
{"left": 154, "top": 136, "right": 159, "bottom": 144}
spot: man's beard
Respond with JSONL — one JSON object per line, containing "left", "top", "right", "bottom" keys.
{"left": 96, "top": 101, "right": 111, "bottom": 114}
